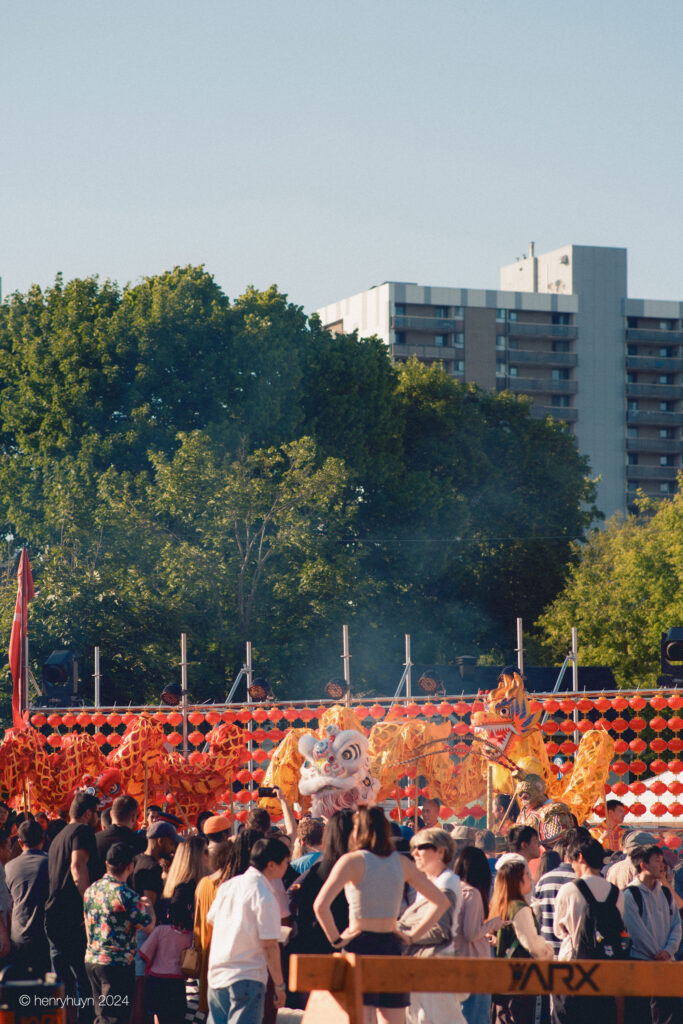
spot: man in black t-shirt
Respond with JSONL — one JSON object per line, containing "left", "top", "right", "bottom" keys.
{"left": 45, "top": 792, "right": 99, "bottom": 1022}
{"left": 95, "top": 795, "right": 145, "bottom": 876}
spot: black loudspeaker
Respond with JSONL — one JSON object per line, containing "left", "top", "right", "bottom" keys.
{"left": 659, "top": 628, "right": 683, "bottom": 685}
{"left": 40, "top": 649, "right": 78, "bottom": 706}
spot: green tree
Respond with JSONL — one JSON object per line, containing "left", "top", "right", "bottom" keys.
{"left": 536, "top": 487, "right": 683, "bottom": 687}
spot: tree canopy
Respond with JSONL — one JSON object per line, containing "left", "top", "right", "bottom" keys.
{"left": 0, "top": 267, "right": 599, "bottom": 711}
{"left": 536, "top": 488, "right": 683, "bottom": 688}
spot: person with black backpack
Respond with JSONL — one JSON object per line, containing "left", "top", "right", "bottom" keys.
{"left": 552, "top": 835, "right": 626, "bottom": 1024}
{"left": 623, "top": 845, "right": 682, "bottom": 1024}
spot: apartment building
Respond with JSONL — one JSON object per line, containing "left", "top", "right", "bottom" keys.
{"left": 316, "top": 244, "right": 683, "bottom": 519}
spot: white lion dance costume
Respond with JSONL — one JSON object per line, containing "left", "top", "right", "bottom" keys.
{"left": 298, "top": 725, "right": 380, "bottom": 817}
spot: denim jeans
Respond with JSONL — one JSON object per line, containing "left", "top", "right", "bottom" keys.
{"left": 462, "top": 991, "right": 492, "bottom": 1024}
{"left": 208, "top": 979, "right": 266, "bottom": 1024}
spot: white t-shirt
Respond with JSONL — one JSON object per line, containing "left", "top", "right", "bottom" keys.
{"left": 207, "top": 866, "right": 281, "bottom": 988}
{"left": 553, "top": 874, "right": 625, "bottom": 961}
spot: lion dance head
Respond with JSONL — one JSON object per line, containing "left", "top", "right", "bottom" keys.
{"left": 298, "top": 725, "right": 380, "bottom": 818}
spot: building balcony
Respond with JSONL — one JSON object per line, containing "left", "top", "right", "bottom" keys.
{"left": 392, "top": 342, "right": 461, "bottom": 361}
{"left": 626, "top": 438, "right": 683, "bottom": 454}
{"left": 626, "top": 355, "right": 683, "bottom": 372}
{"left": 626, "top": 329, "right": 683, "bottom": 346}
{"left": 529, "top": 405, "right": 578, "bottom": 422}
{"left": 626, "top": 382, "right": 683, "bottom": 400}
{"left": 505, "top": 377, "right": 578, "bottom": 394}
{"left": 392, "top": 314, "right": 463, "bottom": 332}
{"left": 506, "top": 349, "right": 578, "bottom": 368}
{"left": 626, "top": 465, "right": 678, "bottom": 481}
{"left": 508, "top": 322, "right": 577, "bottom": 340}
{"left": 627, "top": 410, "right": 683, "bottom": 426}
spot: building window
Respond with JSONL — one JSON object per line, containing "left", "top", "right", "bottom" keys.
{"left": 509, "top": 311, "right": 518, "bottom": 321}
{"left": 661, "top": 455, "right": 675, "bottom": 466}
{"left": 660, "top": 375, "right": 673, "bottom": 385}
{"left": 627, "top": 427, "right": 638, "bottom": 438}
{"left": 660, "top": 401, "right": 674, "bottom": 412}
{"left": 660, "top": 428, "right": 674, "bottom": 439}
{"left": 496, "top": 309, "right": 507, "bottom": 322}
{"left": 660, "top": 347, "right": 671, "bottom": 357}
{"left": 509, "top": 366, "right": 518, "bottom": 377}
{"left": 454, "top": 333, "right": 465, "bottom": 347}
{"left": 434, "top": 335, "right": 447, "bottom": 347}
{"left": 551, "top": 396, "right": 570, "bottom": 407}
{"left": 628, "top": 454, "right": 639, "bottom": 465}
{"left": 627, "top": 372, "right": 638, "bottom": 383}
{"left": 627, "top": 345, "right": 638, "bottom": 356}
{"left": 552, "top": 368, "right": 570, "bottom": 381}
{"left": 661, "top": 482, "right": 676, "bottom": 494}
{"left": 509, "top": 339, "right": 518, "bottom": 350}
{"left": 552, "top": 340, "right": 570, "bottom": 353}
{"left": 496, "top": 336, "right": 507, "bottom": 350}
{"left": 395, "top": 332, "right": 406, "bottom": 345}
{"left": 455, "top": 360, "right": 465, "bottom": 373}
{"left": 452, "top": 306, "right": 464, "bottom": 318}
{"left": 552, "top": 313, "right": 570, "bottom": 325}
{"left": 628, "top": 400, "right": 639, "bottom": 411}
{"left": 660, "top": 320, "right": 674, "bottom": 331}
{"left": 496, "top": 364, "right": 507, "bottom": 377}
{"left": 395, "top": 304, "right": 406, "bottom": 316}
{"left": 434, "top": 306, "right": 447, "bottom": 319}
{"left": 627, "top": 317, "right": 639, "bottom": 328}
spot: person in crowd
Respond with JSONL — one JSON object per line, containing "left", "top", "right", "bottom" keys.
{"left": 145, "top": 805, "right": 163, "bottom": 829}
{"left": 420, "top": 798, "right": 442, "bottom": 829}
{"left": 474, "top": 829, "right": 498, "bottom": 877}
{"left": 314, "top": 806, "right": 449, "bottom": 1024}
{"left": 246, "top": 785, "right": 297, "bottom": 844}
{"left": 196, "top": 810, "right": 214, "bottom": 835}
{"left": 194, "top": 817, "right": 235, "bottom": 1016}
{"left": 45, "top": 791, "right": 100, "bottom": 1022}
{"left": 606, "top": 830, "right": 656, "bottom": 890}
{"left": 96, "top": 795, "right": 145, "bottom": 874}
{"left": 46, "top": 817, "right": 67, "bottom": 848}
{"left": 0, "top": 803, "right": 11, "bottom": 830}
{"left": 130, "top": 820, "right": 182, "bottom": 1024}
{"left": 623, "top": 845, "right": 682, "bottom": 1024}
{"left": 5, "top": 818, "right": 50, "bottom": 977}
{"left": 0, "top": 828, "right": 12, "bottom": 965}
{"left": 533, "top": 828, "right": 585, "bottom": 956}
{"left": 492, "top": 793, "right": 518, "bottom": 836}
{"left": 533, "top": 848, "right": 560, "bottom": 884}
{"left": 490, "top": 855, "right": 553, "bottom": 1024}
{"left": 507, "top": 825, "right": 541, "bottom": 865}
{"left": 100, "top": 809, "right": 112, "bottom": 830}
{"left": 159, "top": 833, "right": 208, "bottom": 926}
{"left": 553, "top": 835, "right": 624, "bottom": 1024}
{"left": 399, "top": 828, "right": 466, "bottom": 1024}
{"left": 452, "top": 824, "right": 476, "bottom": 861}
{"left": 140, "top": 897, "right": 193, "bottom": 1024}
{"left": 287, "top": 809, "right": 353, "bottom": 1009}
{"left": 454, "top": 846, "right": 501, "bottom": 1024}
{"left": 591, "top": 800, "right": 627, "bottom": 854}
{"left": 83, "top": 843, "right": 155, "bottom": 1024}
{"left": 290, "top": 818, "right": 324, "bottom": 874}
{"left": 207, "top": 836, "right": 289, "bottom": 1024}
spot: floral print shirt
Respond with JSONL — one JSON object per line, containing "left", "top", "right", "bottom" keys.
{"left": 84, "top": 874, "right": 152, "bottom": 965}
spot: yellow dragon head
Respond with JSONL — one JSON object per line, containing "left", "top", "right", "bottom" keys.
{"left": 471, "top": 669, "right": 541, "bottom": 758}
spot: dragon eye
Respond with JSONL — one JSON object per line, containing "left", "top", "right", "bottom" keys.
{"left": 341, "top": 750, "right": 353, "bottom": 760}
{"left": 340, "top": 742, "right": 361, "bottom": 761}
{"left": 499, "top": 708, "right": 510, "bottom": 717}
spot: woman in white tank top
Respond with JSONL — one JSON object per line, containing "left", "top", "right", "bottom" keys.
{"left": 314, "top": 807, "right": 448, "bottom": 1024}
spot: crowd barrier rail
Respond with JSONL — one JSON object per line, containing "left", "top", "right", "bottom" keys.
{"left": 288, "top": 953, "right": 683, "bottom": 1024}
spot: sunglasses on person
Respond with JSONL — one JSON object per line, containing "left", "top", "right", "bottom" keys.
{"left": 412, "top": 842, "right": 437, "bottom": 852}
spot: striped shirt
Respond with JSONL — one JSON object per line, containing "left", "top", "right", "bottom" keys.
{"left": 533, "top": 863, "right": 576, "bottom": 955}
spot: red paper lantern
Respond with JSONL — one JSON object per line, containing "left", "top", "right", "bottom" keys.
{"left": 649, "top": 780, "right": 668, "bottom": 796}
{"left": 610, "top": 782, "right": 628, "bottom": 796}
{"left": 650, "top": 739, "right": 667, "bottom": 754}
{"left": 613, "top": 739, "right": 629, "bottom": 754}
{"left": 453, "top": 721, "right": 470, "bottom": 737}
{"left": 650, "top": 758, "right": 668, "bottom": 775}
{"left": 166, "top": 732, "right": 182, "bottom": 747}
{"left": 92, "top": 712, "right": 106, "bottom": 727}
{"left": 559, "top": 741, "right": 577, "bottom": 756}
{"left": 252, "top": 708, "right": 268, "bottom": 724}
{"left": 649, "top": 802, "right": 668, "bottom": 817}
{"left": 629, "top": 781, "right": 646, "bottom": 795}
{"left": 667, "top": 716, "right": 683, "bottom": 731}
{"left": 559, "top": 699, "right": 576, "bottom": 715}
{"left": 668, "top": 781, "right": 683, "bottom": 795}
{"left": 611, "top": 760, "right": 628, "bottom": 776}
{"left": 369, "top": 704, "right": 386, "bottom": 719}
{"left": 667, "top": 694, "right": 683, "bottom": 711}
{"left": 188, "top": 712, "right": 204, "bottom": 726}
{"left": 668, "top": 738, "right": 683, "bottom": 753}
{"left": 630, "top": 717, "right": 647, "bottom": 733}
{"left": 252, "top": 769, "right": 266, "bottom": 783}
{"left": 629, "top": 738, "right": 647, "bottom": 753}
{"left": 107, "top": 733, "right": 122, "bottom": 747}
{"left": 283, "top": 708, "right": 298, "bottom": 722}
{"left": 107, "top": 713, "right": 122, "bottom": 727}
{"left": 93, "top": 732, "right": 107, "bottom": 746}
{"left": 222, "top": 711, "right": 237, "bottom": 724}
{"left": 664, "top": 834, "right": 681, "bottom": 849}
{"left": 669, "top": 758, "right": 683, "bottom": 773}
{"left": 236, "top": 789, "right": 252, "bottom": 804}
{"left": 252, "top": 749, "right": 268, "bottom": 763}
{"left": 188, "top": 731, "right": 204, "bottom": 746}
{"left": 236, "top": 810, "right": 248, "bottom": 823}
{"left": 47, "top": 733, "right": 62, "bottom": 747}
{"left": 529, "top": 700, "right": 542, "bottom": 714}
{"left": 594, "top": 697, "right": 611, "bottom": 713}
{"left": 436, "top": 702, "right": 453, "bottom": 717}
{"left": 629, "top": 802, "right": 646, "bottom": 816}
{"left": 31, "top": 713, "right": 46, "bottom": 727}
{"left": 167, "top": 712, "right": 183, "bottom": 727}
{"left": 577, "top": 720, "right": 593, "bottom": 734}
{"left": 611, "top": 717, "right": 628, "bottom": 733}
{"left": 267, "top": 707, "right": 283, "bottom": 723}
{"left": 469, "top": 805, "right": 486, "bottom": 819}
{"left": 389, "top": 807, "right": 401, "bottom": 820}
{"left": 544, "top": 699, "right": 560, "bottom": 714}
{"left": 546, "top": 742, "right": 559, "bottom": 756}
{"left": 629, "top": 695, "right": 647, "bottom": 711}
{"left": 453, "top": 701, "right": 470, "bottom": 717}
{"left": 206, "top": 711, "right": 221, "bottom": 725}
{"left": 236, "top": 709, "right": 252, "bottom": 724}
{"left": 612, "top": 696, "right": 628, "bottom": 712}
{"left": 668, "top": 803, "right": 683, "bottom": 817}
{"left": 542, "top": 721, "right": 559, "bottom": 735}
{"left": 630, "top": 759, "right": 647, "bottom": 775}
{"left": 650, "top": 716, "right": 668, "bottom": 732}
{"left": 47, "top": 714, "right": 62, "bottom": 729}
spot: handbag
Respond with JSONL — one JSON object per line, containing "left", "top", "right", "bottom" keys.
{"left": 181, "top": 944, "right": 202, "bottom": 978}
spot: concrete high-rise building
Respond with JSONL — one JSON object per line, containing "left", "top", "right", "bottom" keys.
{"left": 316, "top": 244, "right": 683, "bottom": 519}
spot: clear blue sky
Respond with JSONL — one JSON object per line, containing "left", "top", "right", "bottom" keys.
{"left": 2, "top": 1, "right": 681, "bottom": 314}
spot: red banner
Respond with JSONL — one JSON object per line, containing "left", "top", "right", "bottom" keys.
{"left": 9, "top": 549, "right": 34, "bottom": 729}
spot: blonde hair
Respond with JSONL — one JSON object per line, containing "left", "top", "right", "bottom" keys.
{"left": 410, "top": 827, "right": 455, "bottom": 866}
{"left": 162, "top": 835, "right": 209, "bottom": 899}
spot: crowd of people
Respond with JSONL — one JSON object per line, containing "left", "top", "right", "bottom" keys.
{"left": 0, "top": 790, "right": 681, "bottom": 1024}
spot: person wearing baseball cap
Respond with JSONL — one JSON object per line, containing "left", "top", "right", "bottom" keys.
{"left": 203, "top": 816, "right": 232, "bottom": 843}
{"left": 606, "top": 830, "right": 657, "bottom": 890}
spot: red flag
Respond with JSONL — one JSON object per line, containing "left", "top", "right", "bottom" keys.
{"left": 9, "top": 549, "right": 34, "bottom": 729}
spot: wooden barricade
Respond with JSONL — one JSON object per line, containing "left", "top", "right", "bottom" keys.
{"left": 289, "top": 954, "right": 683, "bottom": 1024}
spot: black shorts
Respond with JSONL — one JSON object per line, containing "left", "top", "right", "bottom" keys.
{"left": 145, "top": 976, "right": 187, "bottom": 1024}
{"left": 345, "top": 931, "right": 409, "bottom": 1008}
